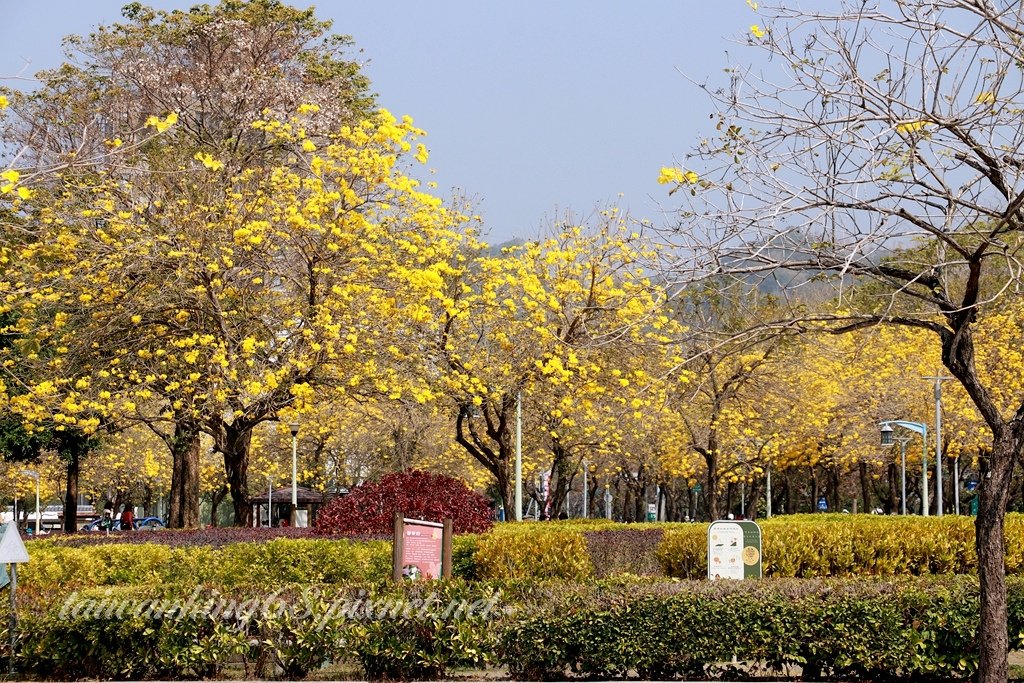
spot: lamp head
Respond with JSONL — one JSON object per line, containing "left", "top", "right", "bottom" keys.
{"left": 289, "top": 422, "right": 299, "bottom": 437}
{"left": 880, "top": 423, "right": 894, "bottom": 446}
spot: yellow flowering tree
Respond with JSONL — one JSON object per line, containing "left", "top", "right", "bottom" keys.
{"left": 424, "top": 214, "right": 681, "bottom": 515}
{"left": 0, "top": 0, "right": 377, "bottom": 527}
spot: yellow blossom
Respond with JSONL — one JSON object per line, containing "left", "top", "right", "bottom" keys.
{"left": 657, "top": 167, "right": 699, "bottom": 185}
{"left": 194, "top": 152, "right": 224, "bottom": 171}
{"left": 895, "top": 119, "right": 930, "bottom": 135}
{"left": 144, "top": 112, "right": 179, "bottom": 133}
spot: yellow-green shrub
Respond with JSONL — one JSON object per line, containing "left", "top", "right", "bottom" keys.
{"left": 658, "top": 516, "right": 994, "bottom": 579}
{"left": 20, "top": 538, "right": 391, "bottom": 591}
{"left": 474, "top": 530, "right": 591, "bottom": 580}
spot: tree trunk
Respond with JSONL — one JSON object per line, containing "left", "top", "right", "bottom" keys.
{"left": 226, "top": 428, "right": 253, "bottom": 527}
{"left": 782, "top": 469, "right": 792, "bottom": 514}
{"left": 210, "top": 484, "right": 229, "bottom": 527}
{"left": 588, "top": 477, "right": 600, "bottom": 519}
{"left": 212, "top": 420, "right": 255, "bottom": 527}
{"left": 886, "top": 463, "right": 899, "bottom": 514}
{"left": 62, "top": 452, "right": 79, "bottom": 533}
{"left": 634, "top": 482, "right": 644, "bottom": 522}
{"left": 181, "top": 431, "right": 201, "bottom": 527}
{"left": 975, "top": 433, "right": 1016, "bottom": 683}
{"left": 809, "top": 466, "right": 819, "bottom": 512}
{"left": 859, "top": 461, "right": 871, "bottom": 514}
{"left": 167, "top": 421, "right": 201, "bottom": 528}
{"left": 453, "top": 401, "right": 513, "bottom": 514}
{"left": 168, "top": 442, "right": 182, "bottom": 526}
{"left": 827, "top": 466, "right": 841, "bottom": 512}
{"left": 704, "top": 452, "right": 720, "bottom": 521}
{"left": 546, "top": 444, "right": 572, "bottom": 518}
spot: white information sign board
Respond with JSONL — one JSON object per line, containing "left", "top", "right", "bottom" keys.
{"left": 707, "top": 520, "right": 761, "bottom": 580}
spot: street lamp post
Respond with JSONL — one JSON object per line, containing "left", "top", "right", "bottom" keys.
{"left": 289, "top": 422, "right": 299, "bottom": 527}
{"left": 20, "top": 471, "right": 39, "bottom": 534}
{"left": 582, "top": 458, "right": 588, "bottom": 519}
{"left": 882, "top": 429, "right": 912, "bottom": 516}
{"left": 604, "top": 485, "right": 613, "bottom": 520}
{"left": 881, "top": 420, "right": 929, "bottom": 516}
{"left": 515, "top": 391, "right": 523, "bottom": 522}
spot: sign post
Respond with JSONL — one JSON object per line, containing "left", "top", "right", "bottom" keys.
{"left": 0, "top": 523, "right": 30, "bottom": 674}
{"left": 392, "top": 514, "right": 452, "bottom": 581}
{"left": 707, "top": 519, "right": 762, "bottom": 580}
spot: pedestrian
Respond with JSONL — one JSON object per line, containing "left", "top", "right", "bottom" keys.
{"left": 120, "top": 503, "right": 134, "bottom": 530}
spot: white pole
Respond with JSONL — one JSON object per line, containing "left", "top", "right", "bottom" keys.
{"left": 582, "top": 459, "right": 588, "bottom": 519}
{"left": 268, "top": 476, "right": 273, "bottom": 527}
{"left": 923, "top": 376, "right": 951, "bottom": 516}
{"left": 34, "top": 478, "right": 39, "bottom": 534}
{"left": 290, "top": 422, "right": 299, "bottom": 526}
{"left": 921, "top": 427, "right": 929, "bottom": 516}
{"left": 934, "top": 379, "right": 943, "bottom": 516}
{"left": 954, "top": 456, "right": 961, "bottom": 515}
{"left": 766, "top": 467, "right": 772, "bottom": 519}
{"left": 900, "top": 439, "right": 907, "bottom": 516}
{"left": 515, "top": 391, "right": 523, "bottom": 521}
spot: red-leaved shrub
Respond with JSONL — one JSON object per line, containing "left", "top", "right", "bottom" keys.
{"left": 313, "top": 470, "right": 494, "bottom": 535}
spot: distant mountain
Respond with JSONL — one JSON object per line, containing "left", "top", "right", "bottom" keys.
{"left": 484, "top": 237, "right": 526, "bottom": 257}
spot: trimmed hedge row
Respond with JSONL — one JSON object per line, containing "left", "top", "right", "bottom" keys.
{"left": 19, "top": 538, "right": 393, "bottom": 591}
{"left": 5, "top": 577, "right": 1024, "bottom": 681}
{"left": 474, "top": 515, "right": 1022, "bottom": 580}
{"left": 501, "top": 577, "right": 1023, "bottom": 681}
{"left": 19, "top": 515, "right": 1022, "bottom": 591}
{"left": 6, "top": 581, "right": 496, "bottom": 681}
{"left": 656, "top": 516, "right": 992, "bottom": 579}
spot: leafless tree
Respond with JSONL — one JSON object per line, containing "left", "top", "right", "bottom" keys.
{"left": 661, "top": 2, "right": 1024, "bottom": 680}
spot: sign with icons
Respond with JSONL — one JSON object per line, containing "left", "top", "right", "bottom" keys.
{"left": 707, "top": 520, "right": 762, "bottom": 580}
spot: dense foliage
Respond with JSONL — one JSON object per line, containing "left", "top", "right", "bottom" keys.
{"left": 7, "top": 517, "right": 1024, "bottom": 679}
{"left": 16, "top": 515, "right": 1024, "bottom": 592}
{"left": 4, "top": 576, "right": 1023, "bottom": 681}
{"left": 312, "top": 470, "right": 494, "bottom": 535}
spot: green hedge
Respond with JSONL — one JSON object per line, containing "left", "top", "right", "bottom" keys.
{"left": 501, "top": 577, "right": 1024, "bottom": 681}
{"left": 17, "top": 515, "right": 1024, "bottom": 592}
{"left": 8, "top": 581, "right": 498, "bottom": 681}
{"left": 477, "top": 515, "right": 1022, "bottom": 580}
{"left": 657, "top": 516, "right": 993, "bottom": 579}
{"left": 5, "top": 577, "right": 1023, "bottom": 681}
{"left": 19, "top": 538, "right": 392, "bottom": 590}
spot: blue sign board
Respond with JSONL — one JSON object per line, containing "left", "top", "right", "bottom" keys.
{"left": 817, "top": 497, "right": 828, "bottom": 512}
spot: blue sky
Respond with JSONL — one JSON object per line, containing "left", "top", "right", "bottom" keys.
{"left": 1, "top": 1, "right": 759, "bottom": 243}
